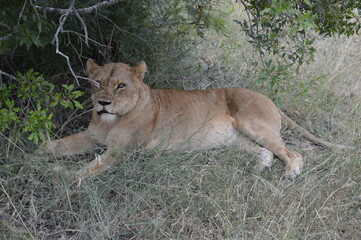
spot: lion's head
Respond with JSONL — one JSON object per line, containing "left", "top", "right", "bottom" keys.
{"left": 86, "top": 59, "right": 147, "bottom": 122}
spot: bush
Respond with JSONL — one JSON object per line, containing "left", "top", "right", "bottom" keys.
{"left": 0, "top": 69, "right": 84, "bottom": 144}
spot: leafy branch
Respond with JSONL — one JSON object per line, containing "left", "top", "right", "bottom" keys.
{"left": 0, "top": 69, "right": 84, "bottom": 144}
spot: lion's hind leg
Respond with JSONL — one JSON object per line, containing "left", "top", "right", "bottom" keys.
{"left": 235, "top": 120, "right": 304, "bottom": 180}
{"left": 238, "top": 138, "right": 275, "bottom": 173}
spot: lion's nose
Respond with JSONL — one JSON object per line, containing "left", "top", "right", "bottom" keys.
{"left": 98, "top": 100, "right": 111, "bottom": 106}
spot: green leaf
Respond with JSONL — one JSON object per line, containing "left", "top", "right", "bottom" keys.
{"left": 5, "top": 99, "right": 14, "bottom": 108}
{"left": 38, "top": 132, "right": 46, "bottom": 142}
{"left": 73, "top": 100, "right": 83, "bottom": 109}
{"left": 304, "top": 0, "right": 312, "bottom": 7}
{"left": 62, "top": 84, "right": 74, "bottom": 91}
{"left": 28, "top": 132, "right": 35, "bottom": 141}
{"left": 71, "top": 90, "right": 84, "bottom": 98}
{"left": 33, "top": 134, "right": 39, "bottom": 144}
{"left": 50, "top": 101, "right": 58, "bottom": 107}
{"left": 290, "top": 25, "right": 299, "bottom": 35}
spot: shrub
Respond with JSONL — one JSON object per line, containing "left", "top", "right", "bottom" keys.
{"left": 0, "top": 69, "right": 84, "bottom": 144}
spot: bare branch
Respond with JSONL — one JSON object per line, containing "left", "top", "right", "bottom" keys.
{"left": 0, "top": 70, "right": 16, "bottom": 80}
{"left": 47, "top": 0, "right": 104, "bottom": 86}
{"left": 76, "top": 76, "right": 100, "bottom": 86}
{"left": 74, "top": 10, "right": 89, "bottom": 47}
{"left": 99, "top": 13, "right": 152, "bottom": 49}
{"left": 63, "top": 30, "right": 111, "bottom": 49}
{"left": 35, "top": 0, "right": 124, "bottom": 15}
{"left": 0, "top": 34, "right": 11, "bottom": 41}
{"left": 0, "top": 23, "right": 10, "bottom": 31}
{"left": 17, "top": 0, "right": 28, "bottom": 30}
{"left": 0, "top": 23, "right": 11, "bottom": 41}
{"left": 52, "top": 0, "right": 81, "bottom": 85}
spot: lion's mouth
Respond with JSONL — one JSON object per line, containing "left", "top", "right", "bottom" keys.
{"left": 97, "top": 110, "right": 114, "bottom": 115}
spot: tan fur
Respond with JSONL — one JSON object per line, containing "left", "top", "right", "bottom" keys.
{"left": 40, "top": 60, "right": 341, "bottom": 182}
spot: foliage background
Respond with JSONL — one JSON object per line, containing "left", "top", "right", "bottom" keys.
{"left": 0, "top": 0, "right": 360, "bottom": 239}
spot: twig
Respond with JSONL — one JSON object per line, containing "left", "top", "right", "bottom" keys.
{"left": 52, "top": 1, "right": 81, "bottom": 85}
{"left": 30, "top": 0, "right": 44, "bottom": 41}
{"left": 99, "top": 13, "right": 152, "bottom": 50}
{"left": 35, "top": 0, "right": 124, "bottom": 15}
{"left": 63, "top": 30, "right": 111, "bottom": 48}
{"left": 16, "top": 0, "right": 28, "bottom": 32}
{"left": 0, "top": 23, "right": 11, "bottom": 41}
{"left": 75, "top": 75, "right": 100, "bottom": 86}
{"left": 0, "top": 23, "right": 10, "bottom": 31}
{"left": 74, "top": 9, "right": 89, "bottom": 47}
{"left": 0, "top": 70, "right": 16, "bottom": 80}
{"left": 0, "top": 33, "right": 11, "bottom": 41}
{"left": 50, "top": 1, "right": 103, "bottom": 86}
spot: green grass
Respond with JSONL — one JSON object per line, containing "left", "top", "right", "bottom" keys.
{"left": 1, "top": 23, "right": 361, "bottom": 240}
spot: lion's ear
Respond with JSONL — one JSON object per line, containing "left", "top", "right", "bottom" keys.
{"left": 86, "top": 59, "right": 100, "bottom": 75}
{"left": 133, "top": 61, "right": 147, "bottom": 81}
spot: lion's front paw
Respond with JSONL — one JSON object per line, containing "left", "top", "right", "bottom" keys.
{"left": 50, "top": 164, "right": 85, "bottom": 184}
{"left": 49, "top": 163, "right": 72, "bottom": 178}
{"left": 51, "top": 163, "right": 67, "bottom": 174}
{"left": 35, "top": 141, "right": 58, "bottom": 155}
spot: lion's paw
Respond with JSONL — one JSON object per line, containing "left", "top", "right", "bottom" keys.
{"left": 255, "top": 148, "right": 274, "bottom": 174}
{"left": 49, "top": 164, "right": 84, "bottom": 184}
{"left": 284, "top": 152, "right": 303, "bottom": 180}
{"left": 284, "top": 166, "right": 302, "bottom": 180}
{"left": 49, "top": 163, "right": 73, "bottom": 178}
{"left": 255, "top": 162, "right": 272, "bottom": 173}
{"left": 51, "top": 163, "right": 66, "bottom": 173}
{"left": 35, "top": 141, "right": 58, "bottom": 155}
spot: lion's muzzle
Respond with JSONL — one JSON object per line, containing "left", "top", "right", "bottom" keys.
{"left": 97, "top": 109, "right": 113, "bottom": 115}
{"left": 98, "top": 100, "right": 111, "bottom": 106}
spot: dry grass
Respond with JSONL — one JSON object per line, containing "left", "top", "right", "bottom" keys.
{"left": 1, "top": 20, "right": 361, "bottom": 240}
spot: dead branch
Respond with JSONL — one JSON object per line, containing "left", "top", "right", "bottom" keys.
{"left": 0, "top": 70, "right": 16, "bottom": 80}
{"left": 36, "top": 0, "right": 100, "bottom": 86}
{"left": 99, "top": 13, "right": 151, "bottom": 48}
{"left": 74, "top": 9, "right": 89, "bottom": 47}
{"left": 35, "top": 0, "right": 124, "bottom": 15}
{"left": 0, "top": 23, "right": 11, "bottom": 41}
{"left": 52, "top": 0, "right": 80, "bottom": 84}
{"left": 63, "top": 30, "right": 111, "bottom": 49}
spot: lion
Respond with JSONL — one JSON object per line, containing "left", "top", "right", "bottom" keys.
{"left": 39, "top": 59, "right": 348, "bottom": 182}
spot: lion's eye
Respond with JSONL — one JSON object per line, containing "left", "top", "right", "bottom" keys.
{"left": 117, "top": 83, "right": 126, "bottom": 89}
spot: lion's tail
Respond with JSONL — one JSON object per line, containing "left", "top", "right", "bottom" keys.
{"left": 279, "top": 110, "right": 354, "bottom": 149}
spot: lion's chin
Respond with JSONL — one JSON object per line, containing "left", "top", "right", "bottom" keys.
{"left": 100, "top": 113, "right": 117, "bottom": 123}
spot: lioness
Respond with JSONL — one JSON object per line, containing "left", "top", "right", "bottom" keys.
{"left": 39, "top": 59, "right": 343, "bottom": 182}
